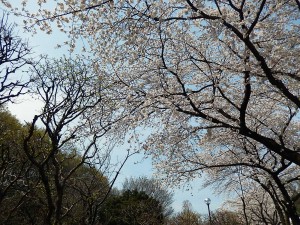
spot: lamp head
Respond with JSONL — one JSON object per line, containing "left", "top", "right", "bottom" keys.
{"left": 204, "top": 198, "right": 211, "bottom": 205}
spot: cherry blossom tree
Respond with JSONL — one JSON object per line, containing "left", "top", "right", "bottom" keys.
{"left": 9, "top": 0, "right": 300, "bottom": 162}
{"left": 192, "top": 135, "right": 300, "bottom": 224}
{"left": 224, "top": 176, "right": 286, "bottom": 225}
{"left": 4, "top": 1, "right": 300, "bottom": 223}
{"left": 210, "top": 168, "right": 295, "bottom": 224}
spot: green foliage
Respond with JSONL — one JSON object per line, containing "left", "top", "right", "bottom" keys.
{"left": 99, "top": 189, "right": 164, "bottom": 225}
{"left": 123, "top": 176, "right": 174, "bottom": 218}
{"left": 0, "top": 109, "right": 109, "bottom": 224}
{"left": 0, "top": 108, "right": 32, "bottom": 224}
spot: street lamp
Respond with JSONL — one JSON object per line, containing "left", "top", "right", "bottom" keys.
{"left": 204, "top": 198, "right": 212, "bottom": 225}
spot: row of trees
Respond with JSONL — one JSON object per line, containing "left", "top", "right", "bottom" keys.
{"left": 100, "top": 176, "right": 300, "bottom": 225}
{"left": 99, "top": 177, "right": 172, "bottom": 225}
{"left": 0, "top": 14, "right": 178, "bottom": 224}
{"left": 1, "top": 0, "right": 300, "bottom": 224}
{"left": 0, "top": 107, "right": 112, "bottom": 224}
{"left": 169, "top": 200, "right": 243, "bottom": 225}
{"left": 0, "top": 14, "right": 133, "bottom": 224}
{"left": 0, "top": 104, "right": 235, "bottom": 225}
{"left": 95, "top": 177, "right": 243, "bottom": 225}
{"left": 0, "top": 105, "right": 172, "bottom": 224}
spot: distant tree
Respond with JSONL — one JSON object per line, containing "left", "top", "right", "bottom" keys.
{"left": 123, "top": 176, "right": 174, "bottom": 218}
{"left": 99, "top": 189, "right": 164, "bottom": 225}
{"left": 169, "top": 200, "right": 202, "bottom": 225}
{"left": 209, "top": 210, "right": 244, "bottom": 225}
{"left": 168, "top": 201, "right": 245, "bottom": 225}
{"left": 0, "top": 12, "right": 31, "bottom": 105}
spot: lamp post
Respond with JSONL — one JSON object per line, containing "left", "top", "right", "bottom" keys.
{"left": 204, "top": 198, "right": 212, "bottom": 225}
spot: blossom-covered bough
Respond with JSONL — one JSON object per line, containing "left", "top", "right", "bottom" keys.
{"left": 4, "top": 0, "right": 300, "bottom": 224}
{"left": 198, "top": 135, "right": 300, "bottom": 224}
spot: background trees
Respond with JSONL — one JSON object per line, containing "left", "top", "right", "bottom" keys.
{"left": 209, "top": 210, "right": 244, "bottom": 225}
{"left": 168, "top": 200, "right": 202, "bottom": 225}
{"left": 0, "top": 108, "right": 112, "bottom": 224}
{"left": 22, "top": 56, "right": 130, "bottom": 225}
{"left": 0, "top": 108, "right": 32, "bottom": 224}
{"left": 99, "top": 189, "right": 164, "bottom": 225}
{"left": 99, "top": 177, "right": 173, "bottom": 225}
{"left": 2, "top": 1, "right": 300, "bottom": 224}
{"left": 0, "top": 52, "right": 133, "bottom": 224}
{"left": 123, "top": 176, "right": 174, "bottom": 218}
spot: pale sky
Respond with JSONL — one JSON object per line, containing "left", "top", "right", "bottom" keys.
{"left": 5, "top": 4, "right": 226, "bottom": 214}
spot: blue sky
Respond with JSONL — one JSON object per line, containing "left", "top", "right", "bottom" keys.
{"left": 6, "top": 5, "right": 227, "bottom": 214}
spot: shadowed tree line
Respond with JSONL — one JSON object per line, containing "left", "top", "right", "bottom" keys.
{"left": 0, "top": 14, "right": 128, "bottom": 224}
